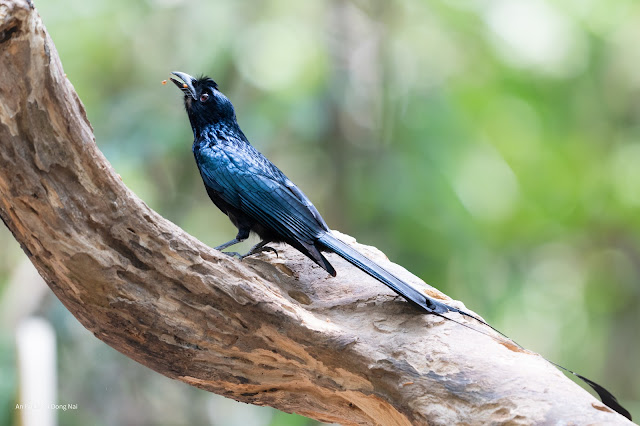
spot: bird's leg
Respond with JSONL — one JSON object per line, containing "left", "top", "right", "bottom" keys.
{"left": 239, "top": 240, "right": 278, "bottom": 259}
{"left": 214, "top": 238, "right": 244, "bottom": 251}
{"left": 215, "top": 228, "right": 250, "bottom": 257}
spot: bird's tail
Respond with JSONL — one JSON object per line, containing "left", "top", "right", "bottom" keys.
{"left": 316, "top": 232, "right": 459, "bottom": 315}
{"left": 316, "top": 231, "right": 632, "bottom": 421}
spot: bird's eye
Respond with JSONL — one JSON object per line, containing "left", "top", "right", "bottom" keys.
{"left": 200, "top": 93, "right": 209, "bottom": 102}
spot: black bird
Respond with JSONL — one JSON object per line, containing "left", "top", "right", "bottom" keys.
{"left": 169, "top": 71, "right": 631, "bottom": 420}
{"left": 169, "top": 71, "right": 460, "bottom": 316}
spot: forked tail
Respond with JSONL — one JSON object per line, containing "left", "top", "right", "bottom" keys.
{"left": 316, "top": 232, "right": 632, "bottom": 420}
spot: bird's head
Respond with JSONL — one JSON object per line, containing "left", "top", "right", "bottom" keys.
{"left": 170, "top": 71, "right": 236, "bottom": 133}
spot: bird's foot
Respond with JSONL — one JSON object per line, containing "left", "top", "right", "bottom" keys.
{"left": 238, "top": 240, "right": 278, "bottom": 260}
{"left": 219, "top": 245, "right": 278, "bottom": 261}
{"left": 244, "top": 245, "right": 278, "bottom": 259}
{"left": 239, "top": 245, "right": 278, "bottom": 260}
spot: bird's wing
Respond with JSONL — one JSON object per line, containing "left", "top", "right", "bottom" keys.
{"left": 281, "top": 177, "right": 331, "bottom": 231}
{"left": 197, "top": 144, "right": 328, "bottom": 244}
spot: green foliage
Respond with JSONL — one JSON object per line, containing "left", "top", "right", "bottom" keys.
{"left": 1, "top": 0, "right": 639, "bottom": 423}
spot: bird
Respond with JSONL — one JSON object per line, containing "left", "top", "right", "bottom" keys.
{"left": 169, "top": 71, "right": 462, "bottom": 316}
{"left": 169, "top": 71, "right": 631, "bottom": 420}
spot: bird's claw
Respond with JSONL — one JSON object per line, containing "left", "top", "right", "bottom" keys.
{"left": 240, "top": 245, "right": 278, "bottom": 260}
{"left": 258, "top": 246, "right": 278, "bottom": 258}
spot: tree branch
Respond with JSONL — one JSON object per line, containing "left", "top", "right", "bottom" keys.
{"left": 0, "top": 1, "right": 632, "bottom": 424}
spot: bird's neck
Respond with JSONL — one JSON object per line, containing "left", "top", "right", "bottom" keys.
{"left": 192, "top": 120, "right": 249, "bottom": 149}
{"left": 191, "top": 120, "right": 246, "bottom": 145}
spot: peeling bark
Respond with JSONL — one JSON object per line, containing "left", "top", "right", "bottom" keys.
{"left": 0, "top": 1, "right": 633, "bottom": 424}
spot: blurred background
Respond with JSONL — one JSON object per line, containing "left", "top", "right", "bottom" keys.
{"left": 1, "top": 0, "right": 639, "bottom": 424}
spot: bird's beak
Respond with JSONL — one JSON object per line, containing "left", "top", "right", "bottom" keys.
{"left": 170, "top": 71, "right": 197, "bottom": 99}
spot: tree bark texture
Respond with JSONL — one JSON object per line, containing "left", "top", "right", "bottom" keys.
{"left": 0, "top": 1, "right": 633, "bottom": 424}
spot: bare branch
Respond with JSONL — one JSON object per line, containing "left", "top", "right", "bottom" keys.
{"left": 0, "top": 1, "right": 632, "bottom": 424}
